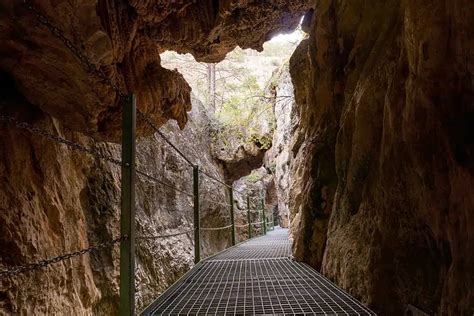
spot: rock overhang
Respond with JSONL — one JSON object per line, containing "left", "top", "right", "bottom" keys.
{"left": 0, "top": 0, "right": 312, "bottom": 142}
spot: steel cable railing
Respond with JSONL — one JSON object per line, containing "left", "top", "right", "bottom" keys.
{"left": 0, "top": 115, "right": 123, "bottom": 166}
{"left": 0, "top": 109, "right": 269, "bottom": 310}
{"left": 0, "top": 235, "right": 127, "bottom": 278}
{"left": 135, "top": 169, "right": 194, "bottom": 198}
{"left": 200, "top": 224, "right": 234, "bottom": 231}
{"left": 199, "top": 168, "right": 232, "bottom": 189}
{"left": 22, "top": 0, "right": 126, "bottom": 98}
{"left": 137, "top": 111, "right": 194, "bottom": 166}
{"left": 234, "top": 224, "right": 249, "bottom": 228}
{"left": 0, "top": 115, "right": 129, "bottom": 281}
{"left": 136, "top": 229, "right": 195, "bottom": 240}
{"left": 199, "top": 197, "right": 231, "bottom": 209}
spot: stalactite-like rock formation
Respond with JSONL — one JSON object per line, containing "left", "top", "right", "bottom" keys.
{"left": 0, "top": 0, "right": 308, "bottom": 140}
{"left": 289, "top": 1, "right": 474, "bottom": 314}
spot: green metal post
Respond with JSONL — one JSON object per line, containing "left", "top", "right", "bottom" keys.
{"left": 262, "top": 198, "right": 267, "bottom": 235}
{"left": 120, "top": 94, "right": 136, "bottom": 316}
{"left": 246, "top": 195, "right": 252, "bottom": 239}
{"left": 229, "top": 188, "right": 236, "bottom": 246}
{"left": 193, "top": 165, "right": 201, "bottom": 264}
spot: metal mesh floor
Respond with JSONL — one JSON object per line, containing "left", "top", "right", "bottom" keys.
{"left": 142, "top": 228, "right": 375, "bottom": 315}
{"left": 210, "top": 231, "right": 291, "bottom": 260}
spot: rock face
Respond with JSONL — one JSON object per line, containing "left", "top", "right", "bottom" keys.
{"left": 289, "top": 1, "right": 474, "bottom": 315}
{"left": 266, "top": 63, "right": 297, "bottom": 228}
{"left": 211, "top": 123, "right": 272, "bottom": 183}
{"left": 0, "top": 0, "right": 309, "bottom": 140}
{"left": 0, "top": 1, "right": 311, "bottom": 314}
{"left": 0, "top": 90, "right": 231, "bottom": 314}
{"left": 232, "top": 168, "right": 272, "bottom": 241}
{"left": 135, "top": 96, "right": 232, "bottom": 310}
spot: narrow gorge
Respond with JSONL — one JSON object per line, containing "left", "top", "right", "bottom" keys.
{"left": 1, "top": 1, "right": 473, "bottom": 315}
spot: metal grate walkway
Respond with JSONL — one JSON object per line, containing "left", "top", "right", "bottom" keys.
{"left": 142, "top": 228, "right": 375, "bottom": 315}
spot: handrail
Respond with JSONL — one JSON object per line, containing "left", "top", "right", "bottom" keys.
{"left": 137, "top": 110, "right": 194, "bottom": 166}
{"left": 199, "top": 169, "right": 232, "bottom": 188}
{"left": 200, "top": 224, "right": 233, "bottom": 231}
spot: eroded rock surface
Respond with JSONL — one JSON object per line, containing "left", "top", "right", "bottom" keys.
{"left": 0, "top": 92, "right": 231, "bottom": 313}
{"left": 210, "top": 108, "right": 274, "bottom": 183}
{"left": 232, "top": 168, "right": 272, "bottom": 241}
{"left": 0, "top": 1, "right": 311, "bottom": 314}
{"left": 289, "top": 1, "right": 474, "bottom": 314}
{"left": 0, "top": 0, "right": 309, "bottom": 140}
{"left": 265, "top": 63, "right": 297, "bottom": 228}
{"left": 212, "top": 130, "right": 270, "bottom": 183}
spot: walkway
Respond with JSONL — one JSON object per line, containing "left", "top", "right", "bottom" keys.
{"left": 141, "top": 228, "right": 375, "bottom": 315}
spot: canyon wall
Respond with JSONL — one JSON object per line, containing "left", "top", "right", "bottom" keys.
{"left": 135, "top": 96, "right": 233, "bottom": 310}
{"left": 209, "top": 108, "right": 275, "bottom": 239}
{"left": 266, "top": 63, "right": 297, "bottom": 228}
{"left": 232, "top": 168, "right": 272, "bottom": 242}
{"left": 0, "top": 1, "right": 310, "bottom": 314}
{"left": 289, "top": 1, "right": 474, "bottom": 315}
{"left": 0, "top": 91, "right": 231, "bottom": 314}
{"left": 210, "top": 123, "right": 271, "bottom": 183}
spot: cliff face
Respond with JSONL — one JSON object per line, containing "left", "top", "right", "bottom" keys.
{"left": 232, "top": 167, "right": 273, "bottom": 241}
{"left": 210, "top": 124, "right": 271, "bottom": 183}
{"left": 0, "top": 91, "right": 231, "bottom": 314}
{"left": 289, "top": 1, "right": 474, "bottom": 314}
{"left": 0, "top": 1, "right": 310, "bottom": 314}
{"left": 266, "top": 63, "right": 297, "bottom": 228}
{"left": 135, "top": 96, "right": 232, "bottom": 310}
{"left": 2, "top": 0, "right": 472, "bottom": 314}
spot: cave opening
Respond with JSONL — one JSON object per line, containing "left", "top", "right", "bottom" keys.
{"left": 158, "top": 28, "right": 305, "bottom": 232}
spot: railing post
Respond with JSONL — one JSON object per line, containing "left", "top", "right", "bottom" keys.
{"left": 261, "top": 198, "right": 267, "bottom": 235}
{"left": 120, "top": 94, "right": 136, "bottom": 316}
{"left": 229, "top": 187, "right": 236, "bottom": 246}
{"left": 246, "top": 195, "right": 252, "bottom": 239}
{"left": 193, "top": 165, "right": 201, "bottom": 264}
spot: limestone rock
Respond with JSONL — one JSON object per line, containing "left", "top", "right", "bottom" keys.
{"left": 232, "top": 167, "right": 272, "bottom": 240}
{"left": 0, "top": 1, "right": 313, "bottom": 313}
{"left": 0, "top": 0, "right": 309, "bottom": 140}
{"left": 210, "top": 120, "right": 273, "bottom": 183}
{"left": 289, "top": 0, "right": 474, "bottom": 314}
{"left": 265, "top": 63, "right": 297, "bottom": 228}
{"left": 0, "top": 92, "right": 231, "bottom": 313}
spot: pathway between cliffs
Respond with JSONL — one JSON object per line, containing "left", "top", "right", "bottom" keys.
{"left": 142, "top": 228, "right": 375, "bottom": 315}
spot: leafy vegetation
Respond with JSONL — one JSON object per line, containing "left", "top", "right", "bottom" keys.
{"left": 246, "top": 133, "right": 273, "bottom": 150}
{"left": 247, "top": 170, "right": 263, "bottom": 183}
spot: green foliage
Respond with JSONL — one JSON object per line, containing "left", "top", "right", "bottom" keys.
{"left": 160, "top": 31, "right": 303, "bottom": 157}
{"left": 247, "top": 170, "right": 262, "bottom": 183}
{"left": 246, "top": 133, "right": 272, "bottom": 150}
{"left": 216, "top": 74, "right": 269, "bottom": 129}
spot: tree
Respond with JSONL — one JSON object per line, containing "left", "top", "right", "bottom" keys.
{"left": 207, "top": 63, "right": 216, "bottom": 114}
